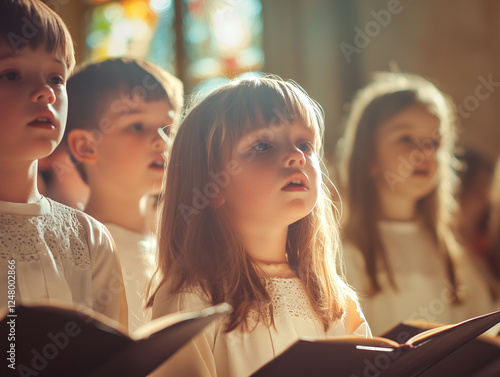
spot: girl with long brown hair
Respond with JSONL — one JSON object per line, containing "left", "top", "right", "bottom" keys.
{"left": 148, "top": 76, "right": 371, "bottom": 376}
{"left": 339, "top": 72, "right": 493, "bottom": 335}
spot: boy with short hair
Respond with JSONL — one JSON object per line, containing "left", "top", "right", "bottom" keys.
{"left": 65, "top": 58, "right": 183, "bottom": 331}
{"left": 0, "top": 0, "right": 125, "bottom": 325}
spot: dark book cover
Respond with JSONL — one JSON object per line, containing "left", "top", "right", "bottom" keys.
{"left": 1, "top": 301, "right": 232, "bottom": 377}
{"left": 251, "top": 310, "right": 500, "bottom": 377}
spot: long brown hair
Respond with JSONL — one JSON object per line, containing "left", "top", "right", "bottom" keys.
{"left": 339, "top": 72, "right": 461, "bottom": 301}
{"left": 147, "top": 77, "right": 353, "bottom": 332}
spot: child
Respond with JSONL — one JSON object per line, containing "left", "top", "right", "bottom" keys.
{"left": 454, "top": 148, "right": 494, "bottom": 259}
{"left": 65, "top": 58, "right": 183, "bottom": 331}
{"left": 38, "top": 143, "right": 90, "bottom": 210}
{"left": 338, "top": 72, "right": 494, "bottom": 335}
{"left": 0, "top": 0, "right": 125, "bottom": 325}
{"left": 147, "top": 77, "right": 371, "bottom": 377}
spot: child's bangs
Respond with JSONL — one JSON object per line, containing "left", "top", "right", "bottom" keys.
{"left": 0, "top": 0, "right": 75, "bottom": 71}
{"left": 219, "top": 78, "right": 324, "bottom": 153}
{"left": 29, "top": 3, "right": 75, "bottom": 73}
{"left": 112, "top": 80, "right": 168, "bottom": 104}
{"left": 37, "top": 18, "right": 75, "bottom": 73}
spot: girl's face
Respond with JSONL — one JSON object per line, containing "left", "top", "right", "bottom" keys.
{"left": 370, "top": 105, "right": 442, "bottom": 201}
{"left": 221, "top": 120, "right": 321, "bottom": 230}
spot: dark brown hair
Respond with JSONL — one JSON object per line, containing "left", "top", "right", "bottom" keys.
{"left": 0, "top": 0, "right": 75, "bottom": 72}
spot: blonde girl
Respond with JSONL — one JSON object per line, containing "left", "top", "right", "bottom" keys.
{"left": 339, "top": 72, "right": 493, "bottom": 335}
{"left": 148, "top": 77, "right": 371, "bottom": 377}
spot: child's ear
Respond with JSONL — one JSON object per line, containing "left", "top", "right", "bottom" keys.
{"left": 67, "top": 130, "right": 98, "bottom": 164}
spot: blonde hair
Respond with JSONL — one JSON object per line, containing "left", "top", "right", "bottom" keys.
{"left": 339, "top": 72, "right": 461, "bottom": 301}
{"left": 148, "top": 76, "right": 352, "bottom": 332}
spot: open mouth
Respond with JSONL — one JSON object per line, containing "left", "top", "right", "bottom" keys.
{"left": 412, "top": 169, "right": 429, "bottom": 176}
{"left": 149, "top": 159, "right": 166, "bottom": 169}
{"left": 28, "top": 117, "right": 55, "bottom": 129}
{"left": 282, "top": 175, "right": 309, "bottom": 191}
{"left": 285, "top": 179, "right": 305, "bottom": 188}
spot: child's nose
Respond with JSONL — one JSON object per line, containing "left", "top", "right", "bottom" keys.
{"left": 151, "top": 133, "right": 167, "bottom": 152}
{"left": 283, "top": 147, "right": 306, "bottom": 167}
{"left": 31, "top": 84, "right": 56, "bottom": 104}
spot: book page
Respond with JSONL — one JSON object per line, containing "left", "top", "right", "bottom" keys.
{"left": 406, "top": 323, "right": 455, "bottom": 345}
{"left": 406, "top": 310, "right": 500, "bottom": 347}
{"left": 313, "top": 335, "right": 400, "bottom": 348}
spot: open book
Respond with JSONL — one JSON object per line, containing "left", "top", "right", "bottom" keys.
{"left": 1, "top": 301, "right": 232, "bottom": 377}
{"left": 251, "top": 310, "right": 500, "bottom": 377}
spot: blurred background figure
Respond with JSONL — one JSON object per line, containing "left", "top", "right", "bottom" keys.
{"left": 338, "top": 72, "right": 494, "bottom": 335}
{"left": 488, "top": 157, "right": 500, "bottom": 281}
{"left": 38, "top": 144, "right": 90, "bottom": 210}
{"left": 454, "top": 148, "right": 495, "bottom": 260}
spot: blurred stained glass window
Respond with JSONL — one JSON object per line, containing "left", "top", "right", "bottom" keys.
{"left": 184, "top": 0, "right": 263, "bottom": 93}
{"left": 85, "top": 0, "right": 263, "bottom": 93}
{"left": 86, "top": 0, "right": 175, "bottom": 73}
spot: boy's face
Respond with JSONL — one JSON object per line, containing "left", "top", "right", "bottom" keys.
{"left": 90, "top": 97, "right": 174, "bottom": 197}
{"left": 0, "top": 43, "right": 68, "bottom": 164}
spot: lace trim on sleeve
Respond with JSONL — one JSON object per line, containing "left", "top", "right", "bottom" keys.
{"left": 0, "top": 199, "right": 90, "bottom": 268}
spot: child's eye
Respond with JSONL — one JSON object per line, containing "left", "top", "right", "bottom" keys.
{"left": 398, "top": 135, "right": 413, "bottom": 144}
{"left": 0, "top": 71, "right": 20, "bottom": 81}
{"left": 252, "top": 142, "right": 271, "bottom": 151}
{"left": 297, "top": 141, "right": 314, "bottom": 153}
{"left": 129, "top": 123, "right": 144, "bottom": 132}
{"left": 48, "top": 75, "right": 65, "bottom": 85}
{"left": 429, "top": 139, "right": 440, "bottom": 149}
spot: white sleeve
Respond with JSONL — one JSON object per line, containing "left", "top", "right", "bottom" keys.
{"left": 343, "top": 290, "right": 373, "bottom": 338}
{"left": 453, "top": 248, "right": 496, "bottom": 321}
{"left": 149, "top": 283, "right": 223, "bottom": 377}
{"left": 78, "top": 213, "right": 125, "bottom": 323}
{"left": 342, "top": 241, "right": 369, "bottom": 294}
